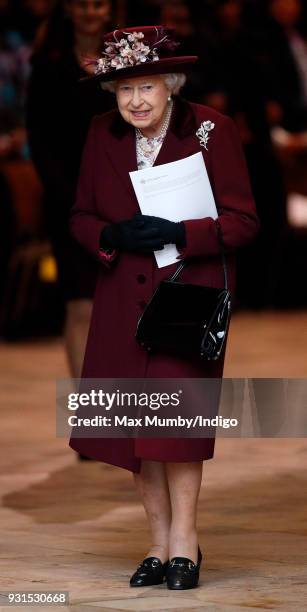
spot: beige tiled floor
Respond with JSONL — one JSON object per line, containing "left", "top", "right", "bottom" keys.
{"left": 0, "top": 312, "right": 307, "bottom": 611}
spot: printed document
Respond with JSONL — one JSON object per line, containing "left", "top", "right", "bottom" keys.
{"left": 129, "top": 152, "right": 218, "bottom": 268}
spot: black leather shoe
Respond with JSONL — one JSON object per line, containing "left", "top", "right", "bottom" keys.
{"left": 166, "top": 546, "right": 202, "bottom": 590}
{"left": 130, "top": 556, "right": 169, "bottom": 587}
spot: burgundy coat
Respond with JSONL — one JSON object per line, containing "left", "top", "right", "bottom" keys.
{"left": 69, "top": 96, "right": 259, "bottom": 472}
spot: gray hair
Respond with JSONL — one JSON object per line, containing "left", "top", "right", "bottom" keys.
{"left": 100, "top": 73, "right": 186, "bottom": 95}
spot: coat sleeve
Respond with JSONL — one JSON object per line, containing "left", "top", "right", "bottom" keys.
{"left": 70, "top": 118, "right": 116, "bottom": 265}
{"left": 178, "top": 115, "right": 259, "bottom": 259}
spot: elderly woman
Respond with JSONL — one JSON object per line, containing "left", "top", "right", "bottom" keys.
{"left": 69, "top": 26, "right": 259, "bottom": 589}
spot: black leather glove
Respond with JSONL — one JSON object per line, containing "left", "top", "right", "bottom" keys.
{"left": 100, "top": 216, "right": 165, "bottom": 253}
{"left": 133, "top": 213, "right": 186, "bottom": 248}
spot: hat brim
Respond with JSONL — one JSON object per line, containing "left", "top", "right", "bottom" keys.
{"left": 80, "top": 56, "right": 198, "bottom": 84}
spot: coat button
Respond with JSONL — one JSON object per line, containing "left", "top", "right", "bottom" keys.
{"left": 139, "top": 301, "right": 147, "bottom": 310}
{"left": 137, "top": 274, "right": 146, "bottom": 284}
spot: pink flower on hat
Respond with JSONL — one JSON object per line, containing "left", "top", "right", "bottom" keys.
{"left": 94, "top": 30, "right": 162, "bottom": 76}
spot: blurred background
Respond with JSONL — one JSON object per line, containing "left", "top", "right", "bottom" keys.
{"left": 0, "top": 0, "right": 307, "bottom": 354}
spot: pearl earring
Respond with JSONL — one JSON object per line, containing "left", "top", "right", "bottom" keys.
{"left": 168, "top": 95, "right": 171, "bottom": 102}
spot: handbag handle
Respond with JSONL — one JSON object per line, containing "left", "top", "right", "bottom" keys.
{"left": 168, "top": 219, "right": 228, "bottom": 290}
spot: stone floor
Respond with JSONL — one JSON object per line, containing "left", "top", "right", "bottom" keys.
{"left": 0, "top": 311, "right": 307, "bottom": 611}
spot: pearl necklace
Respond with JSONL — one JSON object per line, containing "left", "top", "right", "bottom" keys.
{"left": 135, "top": 99, "right": 173, "bottom": 163}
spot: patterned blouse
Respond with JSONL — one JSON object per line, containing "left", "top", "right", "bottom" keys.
{"left": 135, "top": 99, "right": 173, "bottom": 169}
{"left": 135, "top": 131, "right": 164, "bottom": 169}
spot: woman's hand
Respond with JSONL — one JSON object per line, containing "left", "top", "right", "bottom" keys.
{"left": 133, "top": 214, "right": 186, "bottom": 247}
{"left": 100, "top": 216, "right": 165, "bottom": 253}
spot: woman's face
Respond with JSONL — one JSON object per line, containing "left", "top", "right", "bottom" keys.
{"left": 269, "top": 0, "right": 301, "bottom": 27}
{"left": 115, "top": 75, "right": 170, "bottom": 136}
{"left": 67, "top": 0, "right": 110, "bottom": 37}
{"left": 217, "top": 0, "right": 242, "bottom": 28}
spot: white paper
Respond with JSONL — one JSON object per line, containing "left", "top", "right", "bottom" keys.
{"left": 129, "top": 152, "right": 218, "bottom": 267}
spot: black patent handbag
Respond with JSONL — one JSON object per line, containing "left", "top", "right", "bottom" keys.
{"left": 135, "top": 222, "right": 231, "bottom": 360}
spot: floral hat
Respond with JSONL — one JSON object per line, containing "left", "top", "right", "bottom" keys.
{"left": 82, "top": 25, "right": 198, "bottom": 82}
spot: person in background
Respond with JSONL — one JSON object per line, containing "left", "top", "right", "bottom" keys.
{"left": 26, "top": 0, "right": 115, "bottom": 384}
{"left": 160, "top": 0, "right": 207, "bottom": 102}
{"left": 258, "top": 0, "right": 307, "bottom": 132}
{"left": 12, "top": 0, "right": 55, "bottom": 44}
{"left": 0, "top": 0, "right": 32, "bottom": 163}
{"left": 0, "top": 0, "right": 49, "bottom": 307}
{"left": 192, "top": 0, "right": 287, "bottom": 308}
{"left": 0, "top": 0, "right": 56, "bottom": 165}
{"left": 254, "top": 0, "right": 307, "bottom": 307}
